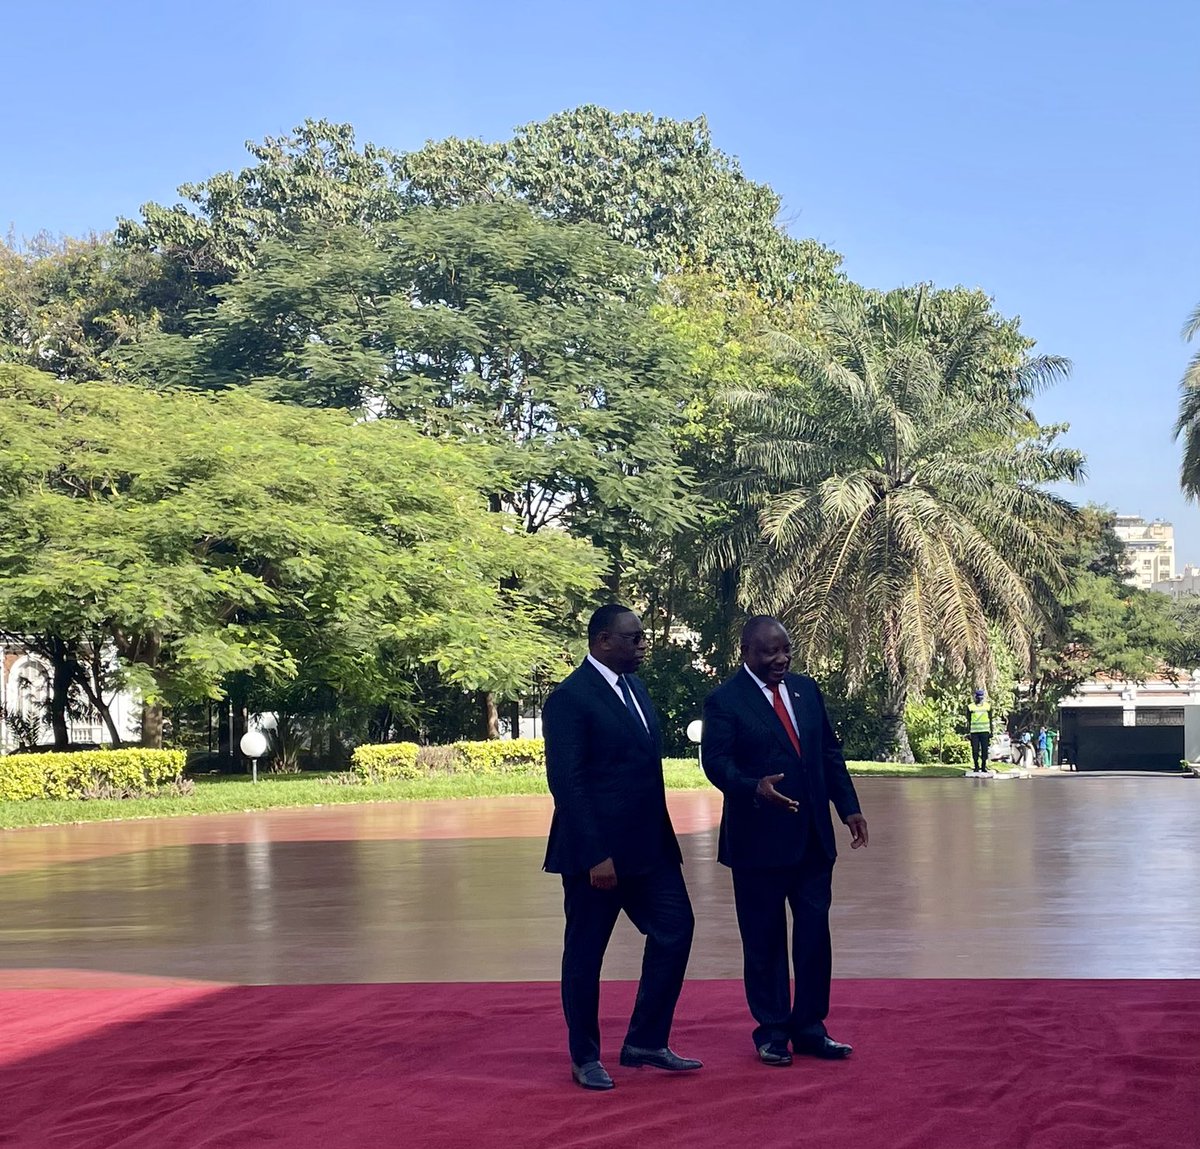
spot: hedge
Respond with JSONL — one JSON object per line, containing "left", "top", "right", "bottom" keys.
{"left": 350, "top": 738, "right": 545, "bottom": 782}
{"left": 351, "top": 742, "right": 420, "bottom": 782}
{"left": 0, "top": 748, "right": 186, "bottom": 802}
{"left": 449, "top": 738, "right": 545, "bottom": 774}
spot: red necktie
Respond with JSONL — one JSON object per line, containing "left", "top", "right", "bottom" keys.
{"left": 771, "top": 684, "right": 802, "bottom": 757}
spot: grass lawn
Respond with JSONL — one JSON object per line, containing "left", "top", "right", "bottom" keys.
{"left": 0, "top": 758, "right": 968, "bottom": 830}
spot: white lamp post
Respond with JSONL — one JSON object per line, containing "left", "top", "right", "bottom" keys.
{"left": 240, "top": 729, "right": 269, "bottom": 783}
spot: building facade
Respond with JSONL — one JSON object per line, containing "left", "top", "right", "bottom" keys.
{"left": 0, "top": 642, "right": 138, "bottom": 754}
{"left": 1113, "top": 515, "right": 1175, "bottom": 590}
{"left": 1151, "top": 563, "right": 1200, "bottom": 600}
{"left": 1056, "top": 673, "right": 1200, "bottom": 771}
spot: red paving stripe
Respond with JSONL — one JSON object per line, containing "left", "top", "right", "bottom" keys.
{"left": 0, "top": 979, "right": 1196, "bottom": 1149}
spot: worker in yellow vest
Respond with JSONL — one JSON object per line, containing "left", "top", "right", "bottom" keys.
{"left": 966, "top": 689, "right": 991, "bottom": 774}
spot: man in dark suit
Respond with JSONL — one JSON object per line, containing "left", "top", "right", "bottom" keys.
{"left": 544, "top": 603, "right": 701, "bottom": 1090}
{"left": 701, "top": 615, "right": 868, "bottom": 1067}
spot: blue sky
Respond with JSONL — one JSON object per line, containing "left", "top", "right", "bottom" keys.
{"left": 4, "top": 1, "right": 1198, "bottom": 557}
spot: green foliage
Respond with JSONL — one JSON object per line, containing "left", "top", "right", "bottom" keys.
{"left": 1174, "top": 300, "right": 1200, "bottom": 498}
{"left": 350, "top": 742, "right": 420, "bottom": 782}
{"left": 0, "top": 748, "right": 183, "bottom": 801}
{"left": 396, "top": 106, "right": 844, "bottom": 299}
{"left": 722, "top": 285, "right": 1084, "bottom": 760}
{"left": 350, "top": 737, "right": 545, "bottom": 780}
{"left": 0, "top": 367, "right": 602, "bottom": 743}
{"left": 636, "top": 643, "right": 720, "bottom": 756}
{"left": 450, "top": 737, "right": 545, "bottom": 774}
{"left": 118, "top": 120, "right": 404, "bottom": 283}
{"left": 130, "top": 202, "right": 698, "bottom": 582}
{"left": 0, "top": 235, "right": 177, "bottom": 382}
{"left": 905, "top": 698, "right": 972, "bottom": 763}
{"left": 1023, "top": 506, "right": 1187, "bottom": 720}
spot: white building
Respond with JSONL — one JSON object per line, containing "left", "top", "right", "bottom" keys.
{"left": 1151, "top": 563, "right": 1200, "bottom": 600}
{"left": 0, "top": 641, "right": 139, "bottom": 753}
{"left": 1113, "top": 515, "right": 1175, "bottom": 590}
{"left": 1056, "top": 673, "right": 1200, "bottom": 771}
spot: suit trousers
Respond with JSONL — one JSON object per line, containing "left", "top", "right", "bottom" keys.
{"left": 560, "top": 862, "right": 694, "bottom": 1066}
{"left": 730, "top": 825, "right": 834, "bottom": 1049}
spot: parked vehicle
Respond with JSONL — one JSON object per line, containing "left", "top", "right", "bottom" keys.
{"left": 987, "top": 732, "right": 1012, "bottom": 761}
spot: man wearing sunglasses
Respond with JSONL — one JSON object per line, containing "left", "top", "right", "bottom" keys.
{"left": 543, "top": 603, "right": 701, "bottom": 1091}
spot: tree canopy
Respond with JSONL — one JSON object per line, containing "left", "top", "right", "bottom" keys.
{"left": 0, "top": 366, "right": 601, "bottom": 745}
{"left": 720, "top": 286, "right": 1085, "bottom": 759}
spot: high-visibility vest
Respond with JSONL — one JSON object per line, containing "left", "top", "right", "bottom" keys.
{"left": 968, "top": 704, "right": 991, "bottom": 734}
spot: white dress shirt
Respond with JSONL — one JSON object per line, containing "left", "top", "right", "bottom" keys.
{"left": 743, "top": 664, "right": 799, "bottom": 739}
{"left": 587, "top": 654, "right": 649, "bottom": 731}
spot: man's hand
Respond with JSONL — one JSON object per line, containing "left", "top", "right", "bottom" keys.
{"left": 756, "top": 774, "right": 799, "bottom": 813}
{"left": 845, "top": 814, "right": 869, "bottom": 849}
{"left": 589, "top": 857, "right": 617, "bottom": 890}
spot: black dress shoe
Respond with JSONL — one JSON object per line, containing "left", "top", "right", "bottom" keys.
{"left": 572, "top": 1060, "right": 614, "bottom": 1090}
{"left": 793, "top": 1035, "right": 853, "bottom": 1060}
{"left": 757, "top": 1042, "right": 793, "bottom": 1066}
{"left": 619, "top": 1045, "right": 703, "bottom": 1071}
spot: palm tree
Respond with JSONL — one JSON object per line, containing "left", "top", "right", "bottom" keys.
{"left": 1173, "top": 302, "right": 1200, "bottom": 496}
{"left": 720, "top": 287, "right": 1084, "bottom": 760}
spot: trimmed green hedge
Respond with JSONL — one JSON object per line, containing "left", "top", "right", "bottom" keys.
{"left": 450, "top": 738, "right": 544, "bottom": 774}
{"left": 351, "top": 742, "right": 420, "bottom": 782}
{"left": 0, "top": 748, "right": 186, "bottom": 801}
{"left": 351, "top": 738, "right": 546, "bottom": 782}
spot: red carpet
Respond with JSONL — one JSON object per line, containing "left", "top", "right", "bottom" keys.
{"left": 1, "top": 980, "right": 1197, "bottom": 1149}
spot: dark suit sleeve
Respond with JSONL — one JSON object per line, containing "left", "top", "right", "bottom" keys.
{"left": 543, "top": 686, "right": 608, "bottom": 870}
{"left": 814, "top": 682, "right": 861, "bottom": 821}
{"left": 701, "top": 689, "right": 759, "bottom": 802}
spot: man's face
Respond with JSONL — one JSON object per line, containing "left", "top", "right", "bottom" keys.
{"left": 597, "top": 612, "right": 647, "bottom": 675}
{"left": 743, "top": 623, "right": 791, "bottom": 686}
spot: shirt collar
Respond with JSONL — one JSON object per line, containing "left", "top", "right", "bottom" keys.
{"left": 586, "top": 653, "right": 621, "bottom": 687}
{"left": 743, "top": 664, "right": 777, "bottom": 693}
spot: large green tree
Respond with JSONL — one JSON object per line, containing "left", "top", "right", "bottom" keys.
{"left": 0, "top": 235, "right": 180, "bottom": 381}
{"left": 117, "top": 109, "right": 844, "bottom": 314}
{"left": 130, "top": 203, "right": 698, "bottom": 579}
{"left": 117, "top": 119, "right": 404, "bottom": 285}
{"left": 398, "top": 105, "right": 843, "bottom": 299}
{"left": 0, "top": 367, "right": 601, "bottom": 746}
{"left": 722, "top": 286, "right": 1084, "bottom": 760}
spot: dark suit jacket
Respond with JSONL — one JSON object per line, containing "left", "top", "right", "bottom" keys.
{"left": 542, "top": 660, "right": 682, "bottom": 878}
{"left": 701, "top": 669, "right": 861, "bottom": 869}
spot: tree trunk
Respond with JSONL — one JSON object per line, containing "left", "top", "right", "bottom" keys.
{"left": 76, "top": 640, "right": 122, "bottom": 746}
{"left": 874, "top": 673, "right": 915, "bottom": 762}
{"left": 481, "top": 691, "right": 500, "bottom": 740}
{"left": 141, "top": 701, "right": 164, "bottom": 749}
{"left": 217, "top": 697, "right": 232, "bottom": 767}
{"left": 48, "top": 638, "right": 73, "bottom": 750}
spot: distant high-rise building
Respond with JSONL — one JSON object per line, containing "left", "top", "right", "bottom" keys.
{"left": 1113, "top": 515, "right": 1175, "bottom": 590}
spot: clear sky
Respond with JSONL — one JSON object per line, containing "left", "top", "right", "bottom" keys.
{"left": 4, "top": 1, "right": 1198, "bottom": 558}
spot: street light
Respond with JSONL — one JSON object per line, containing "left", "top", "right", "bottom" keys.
{"left": 239, "top": 729, "right": 269, "bottom": 784}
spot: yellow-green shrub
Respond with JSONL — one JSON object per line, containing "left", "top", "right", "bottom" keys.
{"left": 350, "top": 742, "right": 420, "bottom": 782}
{"left": 348, "top": 738, "right": 546, "bottom": 782}
{"left": 0, "top": 748, "right": 185, "bottom": 802}
{"left": 450, "top": 738, "right": 545, "bottom": 775}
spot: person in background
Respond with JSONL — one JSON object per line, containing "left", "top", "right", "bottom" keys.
{"left": 966, "top": 689, "right": 992, "bottom": 774}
